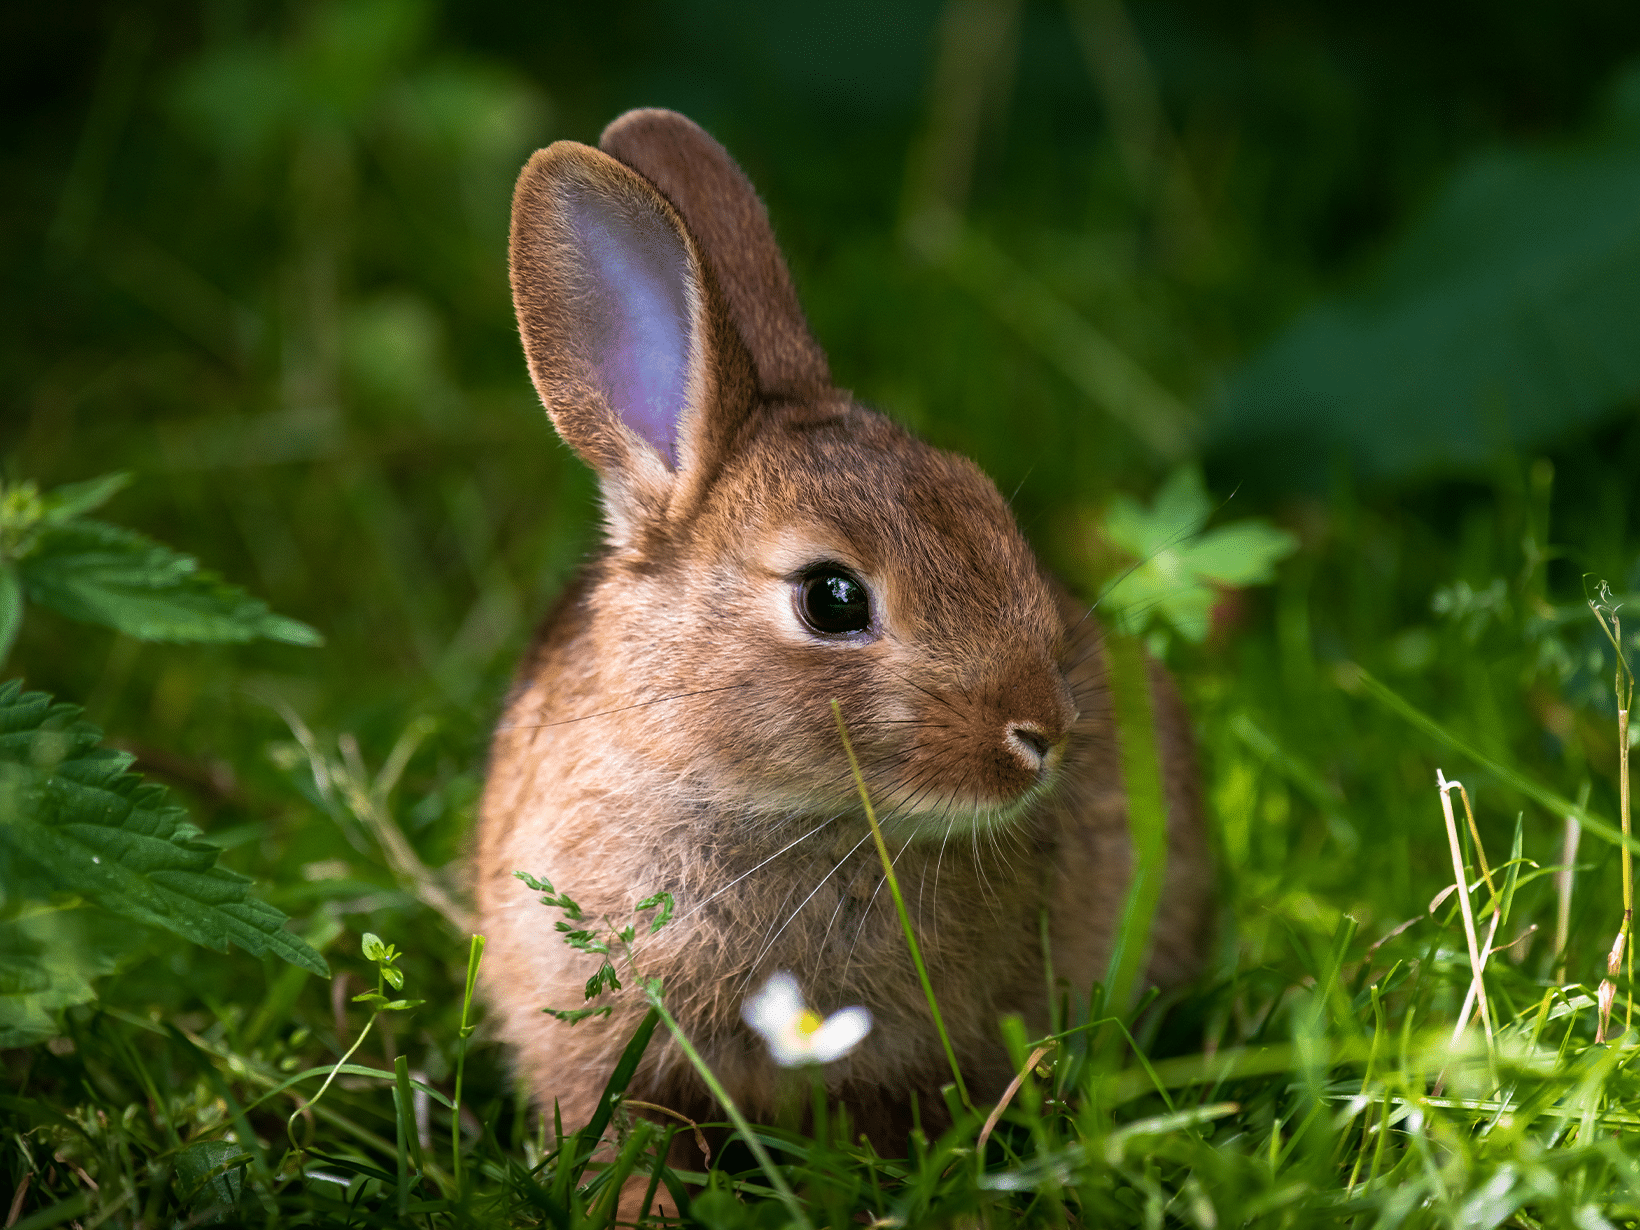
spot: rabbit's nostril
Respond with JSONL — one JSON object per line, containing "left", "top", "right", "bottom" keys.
{"left": 1010, "top": 725, "right": 1053, "bottom": 762}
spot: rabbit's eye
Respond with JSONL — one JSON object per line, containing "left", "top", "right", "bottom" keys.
{"left": 797, "top": 568, "right": 872, "bottom": 637}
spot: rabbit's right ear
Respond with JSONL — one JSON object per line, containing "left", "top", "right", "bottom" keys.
{"left": 509, "top": 143, "right": 753, "bottom": 544}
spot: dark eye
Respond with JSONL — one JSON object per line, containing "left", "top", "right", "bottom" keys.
{"left": 798, "top": 568, "right": 872, "bottom": 636}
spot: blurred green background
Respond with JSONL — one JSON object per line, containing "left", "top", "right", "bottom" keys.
{"left": 8, "top": 0, "right": 1640, "bottom": 1041}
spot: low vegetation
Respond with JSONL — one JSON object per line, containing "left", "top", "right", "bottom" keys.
{"left": 9, "top": 3, "right": 1640, "bottom": 1225}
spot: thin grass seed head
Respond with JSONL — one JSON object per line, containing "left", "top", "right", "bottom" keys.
{"left": 743, "top": 971, "right": 872, "bottom": 1067}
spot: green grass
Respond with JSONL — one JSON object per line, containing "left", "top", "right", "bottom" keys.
{"left": 9, "top": 454, "right": 1640, "bottom": 1227}
{"left": 10, "top": 2, "right": 1640, "bottom": 1226}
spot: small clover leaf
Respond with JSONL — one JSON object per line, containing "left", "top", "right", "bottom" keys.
{"left": 1099, "top": 467, "right": 1298, "bottom": 646}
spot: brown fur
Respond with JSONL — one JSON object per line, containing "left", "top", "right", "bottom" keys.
{"left": 476, "top": 110, "right": 1211, "bottom": 1151}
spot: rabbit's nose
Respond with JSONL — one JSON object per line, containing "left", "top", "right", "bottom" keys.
{"left": 1007, "top": 724, "right": 1055, "bottom": 770}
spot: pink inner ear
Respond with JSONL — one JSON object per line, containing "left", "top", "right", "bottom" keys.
{"left": 568, "top": 191, "right": 692, "bottom": 468}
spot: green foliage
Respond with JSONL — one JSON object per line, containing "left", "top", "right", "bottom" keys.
{"left": 0, "top": 466, "right": 323, "bottom": 1046}
{"left": 1221, "top": 63, "right": 1640, "bottom": 479}
{"left": 0, "top": 474, "right": 321, "bottom": 664}
{"left": 0, "top": 681, "right": 327, "bottom": 1045}
{"left": 516, "top": 871, "right": 675, "bottom": 1023}
{"left": 353, "top": 931, "right": 422, "bottom": 1012}
{"left": 0, "top": 907, "right": 127, "bottom": 1050}
{"left": 9, "top": 0, "right": 1640, "bottom": 1226}
{"left": 1098, "top": 467, "right": 1299, "bottom": 644}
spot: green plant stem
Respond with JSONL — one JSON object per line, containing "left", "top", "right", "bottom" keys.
{"left": 1101, "top": 633, "right": 1169, "bottom": 1017}
{"left": 287, "top": 1010, "right": 378, "bottom": 1154}
{"left": 451, "top": 934, "right": 485, "bottom": 1196}
{"left": 1436, "top": 770, "right": 1500, "bottom": 1091}
{"left": 1621, "top": 704, "right": 1633, "bottom": 1031}
{"left": 1589, "top": 590, "right": 1633, "bottom": 1031}
{"left": 830, "top": 700, "right": 971, "bottom": 1110}
{"left": 0, "top": 561, "right": 21, "bottom": 665}
{"left": 642, "top": 991, "right": 813, "bottom": 1230}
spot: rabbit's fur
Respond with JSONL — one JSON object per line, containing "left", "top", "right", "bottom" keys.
{"left": 476, "top": 109, "right": 1210, "bottom": 1149}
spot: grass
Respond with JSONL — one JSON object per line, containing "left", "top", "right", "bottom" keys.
{"left": 10, "top": 464, "right": 1640, "bottom": 1227}
{"left": 10, "top": 2, "right": 1640, "bottom": 1225}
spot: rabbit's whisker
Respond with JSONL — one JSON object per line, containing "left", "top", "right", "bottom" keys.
{"left": 672, "top": 811, "right": 845, "bottom": 925}
{"left": 875, "top": 655, "right": 964, "bottom": 720}
{"left": 845, "top": 718, "right": 954, "bottom": 729}
{"left": 841, "top": 831, "right": 919, "bottom": 980}
{"left": 969, "top": 825, "right": 1002, "bottom": 911}
{"left": 1068, "top": 493, "right": 1226, "bottom": 640}
{"left": 818, "top": 851, "right": 890, "bottom": 955}
{"left": 740, "top": 827, "right": 878, "bottom": 993}
{"left": 930, "top": 808, "right": 958, "bottom": 923}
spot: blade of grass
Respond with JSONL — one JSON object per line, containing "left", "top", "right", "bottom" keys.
{"left": 550, "top": 1005, "right": 659, "bottom": 1205}
{"left": 831, "top": 699, "right": 971, "bottom": 1110}
{"left": 1556, "top": 783, "right": 1589, "bottom": 981}
{"left": 582, "top": 1119, "right": 657, "bottom": 1230}
{"left": 392, "top": 1055, "right": 414, "bottom": 1215}
{"left": 1101, "top": 632, "right": 1169, "bottom": 1016}
{"left": 451, "top": 934, "right": 484, "bottom": 1197}
{"left": 1339, "top": 663, "right": 1639, "bottom": 853}
{"left": 641, "top": 992, "right": 813, "bottom": 1230}
{"left": 1436, "top": 770, "right": 1499, "bottom": 1090}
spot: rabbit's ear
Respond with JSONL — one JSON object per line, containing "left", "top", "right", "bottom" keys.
{"left": 599, "top": 109, "right": 830, "bottom": 401}
{"left": 510, "top": 142, "right": 754, "bottom": 540}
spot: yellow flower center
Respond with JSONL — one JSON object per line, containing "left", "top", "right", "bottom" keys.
{"left": 795, "top": 1009, "right": 824, "bottom": 1037}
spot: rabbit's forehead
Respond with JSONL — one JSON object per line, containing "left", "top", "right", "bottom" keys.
{"left": 712, "top": 423, "right": 1057, "bottom": 630}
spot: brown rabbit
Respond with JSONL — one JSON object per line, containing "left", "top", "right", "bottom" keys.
{"left": 475, "top": 108, "right": 1210, "bottom": 1151}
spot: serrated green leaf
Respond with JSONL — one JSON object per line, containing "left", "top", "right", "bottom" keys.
{"left": 0, "top": 907, "right": 136, "bottom": 1049}
{"left": 1218, "top": 68, "right": 1640, "bottom": 477}
{"left": 40, "top": 473, "right": 132, "bottom": 524}
{"left": 18, "top": 519, "right": 322, "bottom": 646}
{"left": 0, "top": 681, "right": 328, "bottom": 984}
{"left": 0, "top": 563, "right": 19, "bottom": 665}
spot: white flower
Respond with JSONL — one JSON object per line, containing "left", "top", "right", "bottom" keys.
{"left": 742, "top": 971, "right": 872, "bottom": 1067}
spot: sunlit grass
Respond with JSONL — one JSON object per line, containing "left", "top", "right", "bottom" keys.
{"left": 10, "top": 2, "right": 1640, "bottom": 1226}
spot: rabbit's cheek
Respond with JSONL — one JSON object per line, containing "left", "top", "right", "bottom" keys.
{"left": 876, "top": 657, "right": 1075, "bottom": 827}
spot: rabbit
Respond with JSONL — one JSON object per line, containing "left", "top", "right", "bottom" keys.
{"left": 474, "top": 107, "right": 1211, "bottom": 1154}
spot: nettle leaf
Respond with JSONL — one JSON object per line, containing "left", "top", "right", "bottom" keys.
{"left": 0, "top": 907, "right": 133, "bottom": 1048}
{"left": 0, "top": 681, "right": 328, "bottom": 978}
{"left": 0, "top": 564, "right": 19, "bottom": 665}
{"left": 17, "top": 519, "right": 322, "bottom": 646}
{"left": 1100, "top": 469, "right": 1298, "bottom": 643}
{"left": 1217, "top": 67, "right": 1640, "bottom": 479}
{"left": 40, "top": 473, "right": 133, "bottom": 524}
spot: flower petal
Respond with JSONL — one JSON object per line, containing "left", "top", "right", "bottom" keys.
{"left": 766, "top": 1027, "right": 812, "bottom": 1068}
{"left": 809, "top": 1006, "right": 872, "bottom": 1063}
{"left": 742, "top": 971, "right": 804, "bottom": 1035}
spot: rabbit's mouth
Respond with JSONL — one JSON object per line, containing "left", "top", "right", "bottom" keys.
{"left": 872, "top": 766, "right": 1063, "bottom": 842}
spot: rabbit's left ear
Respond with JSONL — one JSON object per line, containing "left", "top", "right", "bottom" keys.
{"left": 599, "top": 109, "right": 830, "bottom": 402}
{"left": 509, "top": 142, "right": 757, "bottom": 542}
